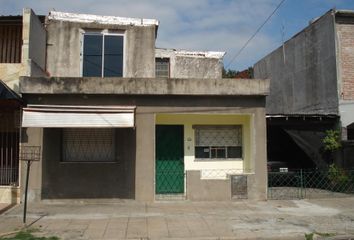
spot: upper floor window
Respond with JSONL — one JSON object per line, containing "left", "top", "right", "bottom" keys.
{"left": 155, "top": 58, "right": 170, "bottom": 78}
{"left": 82, "top": 32, "right": 123, "bottom": 77}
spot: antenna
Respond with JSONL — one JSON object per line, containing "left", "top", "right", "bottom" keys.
{"left": 281, "top": 21, "right": 286, "bottom": 64}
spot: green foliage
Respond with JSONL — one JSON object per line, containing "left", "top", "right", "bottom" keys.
{"left": 222, "top": 67, "right": 254, "bottom": 78}
{"left": 305, "top": 232, "right": 336, "bottom": 240}
{"left": 322, "top": 130, "right": 341, "bottom": 152}
{"left": 304, "top": 233, "right": 314, "bottom": 240}
{"left": 222, "top": 68, "right": 238, "bottom": 78}
{"left": 0, "top": 230, "right": 59, "bottom": 240}
{"left": 327, "top": 164, "right": 349, "bottom": 185}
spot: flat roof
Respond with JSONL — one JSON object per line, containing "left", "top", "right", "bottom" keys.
{"left": 156, "top": 48, "right": 225, "bottom": 59}
{"left": 48, "top": 11, "right": 159, "bottom": 27}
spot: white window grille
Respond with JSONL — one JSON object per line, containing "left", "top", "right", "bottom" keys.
{"left": 194, "top": 125, "right": 242, "bottom": 160}
{"left": 62, "top": 128, "right": 116, "bottom": 162}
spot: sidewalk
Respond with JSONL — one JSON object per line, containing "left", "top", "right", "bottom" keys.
{"left": 0, "top": 198, "right": 354, "bottom": 239}
{"left": 0, "top": 203, "right": 14, "bottom": 215}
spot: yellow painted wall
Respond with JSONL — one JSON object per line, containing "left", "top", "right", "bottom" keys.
{"left": 156, "top": 114, "right": 253, "bottom": 177}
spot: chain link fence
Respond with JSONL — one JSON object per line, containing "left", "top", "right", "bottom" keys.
{"left": 268, "top": 168, "right": 354, "bottom": 199}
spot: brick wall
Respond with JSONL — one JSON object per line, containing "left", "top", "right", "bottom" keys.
{"left": 337, "top": 24, "right": 354, "bottom": 100}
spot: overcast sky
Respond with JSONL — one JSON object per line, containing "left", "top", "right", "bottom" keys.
{"left": 2, "top": 0, "right": 354, "bottom": 70}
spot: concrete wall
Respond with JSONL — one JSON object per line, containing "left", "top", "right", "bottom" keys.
{"left": 41, "top": 128, "right": 135, "bottom": 199}
{"left": 20, "top": 128, "right": 43, "bottom": 202}
{"left": 0, "top": 64, "right": 21, "bottom": 92}
{"left": 155, "top": 49, "right": 224, "bottom": 78}
{"left": 46, "top": 20, "right": 156, "bottom": 78}
{"left": 20, "top": 77, "right": 269, "bottom": 96}
{"left": 21, "top": 8, "right": 46, "bottom": 77}
{"left": 254, "top": 10, "right": 339, "bottom": 115}
{"left": 21, "top": 94, "right": 267, "bottom": 202}
{"left": 187, "top": 171, "right": 231, "bottom": 201}
{"left": 174, "top": 56, "right": 223, "bottom": 79}
{"left": 0, "top": 187, "right": 19, "bottom": 204}
{"left": 336, "top": 17, "right": 354, "bottom": 132}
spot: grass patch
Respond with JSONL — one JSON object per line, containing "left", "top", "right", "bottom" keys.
{"left": 0, "top": 229, "right": 59, "bottom": 240}
{"left": 304, "top": 231, "right": 336, "bottom": 240}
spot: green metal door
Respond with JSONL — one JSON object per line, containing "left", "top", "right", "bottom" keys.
{"left": 155, "top": 125, "right": 184, "bottom": 194}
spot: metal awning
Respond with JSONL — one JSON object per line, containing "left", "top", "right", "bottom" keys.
{"left": 22, "top": 105, "right": 136, "bottom": 128}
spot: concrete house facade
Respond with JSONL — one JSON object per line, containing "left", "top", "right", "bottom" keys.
{"left": 254, "top": 9, "right": 354, "bottom": 169}
{"left": 1, "top": 9, "right": 269, "bottom": 203}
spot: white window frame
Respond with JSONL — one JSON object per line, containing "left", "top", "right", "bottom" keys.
{"left": 80, "top": 30, "right": 125, "bottom": 77}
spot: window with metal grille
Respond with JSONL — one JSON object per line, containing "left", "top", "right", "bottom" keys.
{"left": 155, "top": 58, "right": 170, "bottom": 78}
{"left": 194, "top": 125, "right": 242, "bottom": 159}
{"left": 82, "top": 33, "right": 124, "bottom": 77}
{"left": 0, "top": 21, "right": 22, "bottom": 63}
{"left": 62, "top": 128, "right": 116, "bottom": 162}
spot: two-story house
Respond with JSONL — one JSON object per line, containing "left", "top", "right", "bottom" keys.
{"left": 1, "top": 9, "right": 269, "bottom": 203}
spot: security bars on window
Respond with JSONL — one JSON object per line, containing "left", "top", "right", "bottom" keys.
{"left": 194, "top": 125, "right": 242, "bottom": 159}
{"left": 62, "top": 128, "right": 116, "bottom": 162}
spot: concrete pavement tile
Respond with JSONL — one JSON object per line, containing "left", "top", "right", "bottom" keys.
{"left": 185, "top": 216, "right": 213, "bottom": 237}
{"left": 203, "top": 217, "right": 234, "bottom": 237}
{"left": 103, "top": 218, "right": 128, "bottom": 239}
{"left": 83, "top": 219, "right": 109, "bottom": 239}
{"left": 62, "top": 219, "right": 89, "bottom": 237}
{"left": 44, "top": 219, "right": 71, "bottom": 230}
{"left": 165, "top": 216, "right": 192, "bottom": 238}
{"left": 0, "top": 217, "right": 23, "bottom": 233}
{"left": 147, "top": 216, "right": 169, "bottom": 238}
{"left": 126, "top": 217, "right": 148, "bottom": 239}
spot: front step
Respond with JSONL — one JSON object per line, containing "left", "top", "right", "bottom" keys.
{"left": 155, "top": 194, "right": 186, "bottom": 201}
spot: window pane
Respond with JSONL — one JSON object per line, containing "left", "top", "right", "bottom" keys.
{"left": 195, "top": 146, "right": 210, "bottom": 158}
{"left": 104, "top": 35, "right": 123, "bottom": 77}
{"left": 227, "top": 146, "right": 242, "bottom": 158}
{"left": 210, "top": 147, "right": 226, "bottom": 158}
{"left": 156, "top": 58, "right": 169, "bottom": 78}
{"left": 62, "top": 128, "right": 115, "bottom": 162}
{"left": 83, "top": 35, "right": 103, "bottom": 77}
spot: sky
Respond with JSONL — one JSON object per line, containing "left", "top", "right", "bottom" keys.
{"left": 1, "top": 0, "right": 354, "bottom": 71}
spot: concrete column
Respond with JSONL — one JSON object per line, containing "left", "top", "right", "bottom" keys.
{"left": 20, "top": 127, "right": 43, "bottom": 202}
{"left": 135, "top": 112, "right": 155, "bottom": 202}
{"left": 248, "top": 108, "right": 267, "bottom": 200}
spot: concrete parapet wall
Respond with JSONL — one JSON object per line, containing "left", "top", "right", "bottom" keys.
{"left": 22, "top": 8, "right": 46, "bottom": 77}
{"left": 20, "top": 77, "right": 269, "bottom": 96}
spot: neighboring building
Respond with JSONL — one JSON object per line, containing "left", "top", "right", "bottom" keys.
{"left": 1, "top": 9, "right": 269, "bottom": 203}
{"left": 0, "top": 9, "right": 46, "bottom": 204}
{"left": 254, "top": 9, "right": 354, "bottom": 169}
{"left": 155, "top": 48, "right": 225, "bottom": 78}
